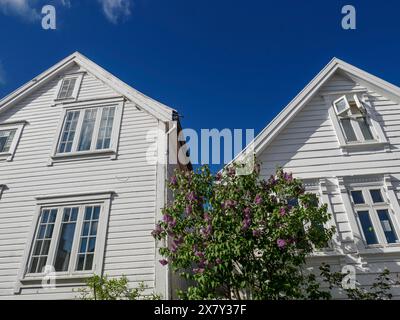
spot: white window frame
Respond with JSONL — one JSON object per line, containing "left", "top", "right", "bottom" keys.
{"left": 324, "top": 91, "right": 389, "bottom": 153}
{"left": 15, "top": 191, "right": 114, "bottom": 293}
{"left": 54, "top": 72, "right": 84, "bottom": 102}
{"left": 339, "top": 175, "right": 400, "bottom": 253}
{"left": 49, "top": 97, "right": 124, "bottom": 165}
{"left": 0, "top": 121, "right": 27, "bottom": 162}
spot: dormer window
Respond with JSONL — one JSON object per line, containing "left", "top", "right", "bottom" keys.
{"left": 55, "top": 73, "right": 84, "bottom": 101}
{"left": 332, "top": 94, "right": 376, "bottom": 144}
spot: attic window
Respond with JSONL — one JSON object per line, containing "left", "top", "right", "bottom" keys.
{"left": 58, "top": 77, "right": 77, "bottom": 99}
{"left": 333, "top": 95, "right": 375, "bottom": 144}
{"left": 55, "top": 73, "right": 84, "bottom": 101}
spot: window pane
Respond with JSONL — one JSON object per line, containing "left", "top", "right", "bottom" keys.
{"left": 0, "top": 129, "right": 16, "bottom": 153}
{"left": 96, "top": 107, "right": 115, "bottom": 150}
{"left": 54, "top": 207, "right": 78, "bottom": 272}
{"left": 29, "top": 208, "right": 57, "bottom": 273}
{"left": 58, "top": 78, "right": 77, "bottom": 99}
{"left": 78, "top": 109, "right": 97, "bottom": 151}
{"left": 370, "top": 189, "right": 384, "bottom": 203}
{"left": 351, "top": 191, "right": 365, "bottom": 204}
{"left": 76, "top": 205, "right": 100, "bottom": 271}
{"left": 335, "top": 97, "right": 349, "bottom": 114}
{"left": 340, "top": 119, "right": 357, "bottom": 142}
{"left": 358, "top": 210, "right": 378, "bottom": 245}
{"left": 358, "top": 117, "right": 374, "bottom": 141}
{"left": 377, "top": 209, "right": 398, "bottom": 244}
{"left": 58, "top": 111, "right": 80, "bottom": 153}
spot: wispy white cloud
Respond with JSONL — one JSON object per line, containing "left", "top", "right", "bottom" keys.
{"left": 98, "top": 0, "right": 132, "bottom": 24}
{"left": 0, "top": 0, "right": 40, "bottom": 22}
{"left": 0, "top": 61, "right": 6, "bottom": 86}
{"left": 0, "top": 0, "right": 133, "bottom": 24}
{"left": 60, "top": 0, "right": 71, "bottom": 8}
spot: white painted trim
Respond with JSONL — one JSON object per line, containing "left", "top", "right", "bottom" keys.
{"left": 15, "top": 191, "right": 114, "bottom": 294}
{"left": 319, "top": 178, "right": 341, "bottom": 250}
{"left": 0, "top": 120, "right": 27, "bottom": 162}
{"left": 337, "top": 177, "right": 361, "bottom": 250}
{"left": 154, "top": 120, "right": 169, "bottom": 299}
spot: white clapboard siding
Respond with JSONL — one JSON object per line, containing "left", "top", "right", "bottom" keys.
{"left": 258, "top": 72, "right": 400, "bottom": 298}
{"left": 0, "top": 62, "right": 163, "bottom": 299}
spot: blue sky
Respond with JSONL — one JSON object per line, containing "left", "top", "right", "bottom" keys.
{"left": 0, "top": 0, "right": 400, "bottom": 171}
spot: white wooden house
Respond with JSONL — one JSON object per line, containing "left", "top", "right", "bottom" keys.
{"left": 235, "top": 58, "right": 400, "bottom": 297}
{"left": 0, "top": 52, "right": 189, "bottom": 299}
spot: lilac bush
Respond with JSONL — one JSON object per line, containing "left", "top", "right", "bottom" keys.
{"left": 152, "top": 163, "right": 335, "bottom": 299}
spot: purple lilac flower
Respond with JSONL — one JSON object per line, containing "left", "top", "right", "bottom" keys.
{"left": 163, "top": 214, "right": 172, "bottom": 223}
{"left": 151, "top": 223, "right": 163, "bottom": 237}
{"left": 194, "top": 251, "right": 205, "bottom": 259}
{"left": 277, "top": 239, "right": 287, "bottom": 249}
{"left": 252, "top": 229, "right": 261, "bottom": 237}
{"left": 200, "top": 225, "right": 212, "bottom": 237}
{"left": 279, "top": 207, "right": 286, "bottom": 217}
{"left": 169, "top": 219, "right": 177, "bottom": 228}
{"left": 204, "top": 212, "right": 212, "bottom": 222}
{"left": 224, "top": 200, "right": 237, "bottom": 209}
{"left": 170, "top": 176, "right": 177, "bottom": 186}
{"left": 159, "top": 259, "right": 168, "bottom": 266}
{"left": 185, "top": 205, "right": 193, "bottom": 215}
{"left": 283, "top": 172, "right": 293, "bottom": 182}
{"left": 170, "top": 243, "right": 178, "bottom": 253}
{"left": 193, "top": 268, "right": 205, "bottom": 274}
{"left": 187, "top": 191, "right": 197, "bottom": 202}
{"left": 174, "top": 236, "right": 184, "bottom": 245}
{"left": 243, "top": 207, "right": 251, "bottom": 217}
{"left": 254, "top": 194, "right": 262, "bottom": 205}
{"left": 242, "top": 218, "right": 251, "bottom": 231}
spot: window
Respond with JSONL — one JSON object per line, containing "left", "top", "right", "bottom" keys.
{"left": 0, "top": 129, "right": 16, "bottom": 153}
{"left": 58, "top": 77, "right": 77, "bottom": 99}
{"left": 333, "top": 95, "right": 376, "bottom": 144}
{"left": 55, "top": 74, "right": 84, "bottom": 101}
{"left": 26, "top": 204, "right": 102, "bottom": 275}
{"left": 0, "top": 121, "right": 26, "bottom": 161}
{"left": 350, "top": 187, "right": 399, "bottom": 246}
{"left": 56, "top": 106, "right": 117, "bottom": 155}
{"left": 18, "top": 192, "right": 113, "bottom": 286}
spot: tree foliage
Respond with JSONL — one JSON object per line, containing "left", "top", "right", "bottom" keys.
{"left": 152, "top": 164, "right": 336, "bottom": 299}
{"left": 76, "top": 275, "right": 161, "bottom": 300}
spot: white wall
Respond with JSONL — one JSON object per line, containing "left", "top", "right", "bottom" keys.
{"left": 0, "top": 63, "right": 164, "bottom": 299}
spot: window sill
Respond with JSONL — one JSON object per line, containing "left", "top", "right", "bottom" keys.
{"left": 53, "top": 97, "right": 77, "bottom": 104}
{"left": 339, "top": 141, "right": 389, "bottom": 149}
{"left": 358, "top": 243, "right": 400, "bottom": 255}
{"left": 16, "top": 273, "right": 94, "bottom": 292}
{"left": 0, "top": 152, "right": 12, "bottom": 162}
{"left": 49, "top": 149, "right": 117, "bottom": 165}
